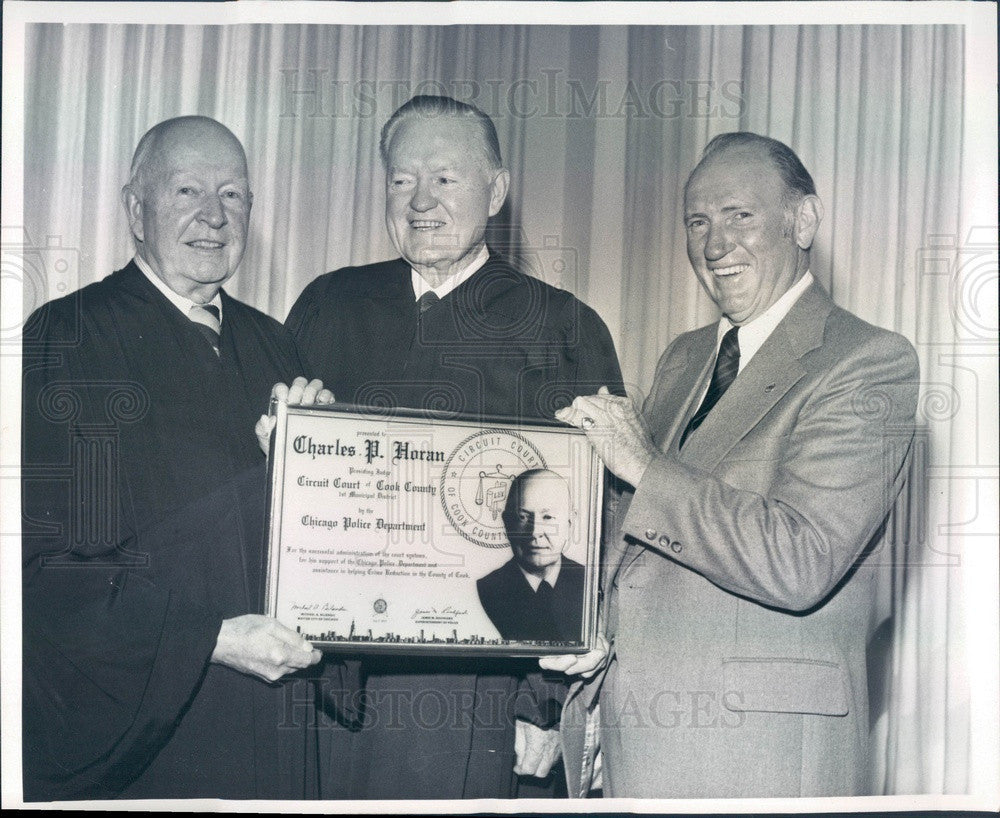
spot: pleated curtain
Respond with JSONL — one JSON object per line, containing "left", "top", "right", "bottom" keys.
{"left": 22, "top": 22, "right": 984, "bottom": 797}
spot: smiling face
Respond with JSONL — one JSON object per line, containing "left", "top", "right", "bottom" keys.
{"left": 683, "top": 145, "right": 820, "bottom": 325}
{"left": 502, "top": 470, "right": 573, "bottom": 578}
{"left": 384, "top": 115, "right": 509, "bottom": 286}
{"left": 124, "top": 119, "right": 252, "bottom": 303}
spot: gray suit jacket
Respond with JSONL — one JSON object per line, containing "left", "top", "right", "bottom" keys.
{"left": 561, "top": 282, "right": 919, "bottom": 798}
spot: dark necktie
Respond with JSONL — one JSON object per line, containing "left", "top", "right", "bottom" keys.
{"left": 189, "top": 303, "right": 221, "bottom": 355}
{"left": 536, "top": 579, "right": 557, "bottom": 614}
{"left": 534, "top": 580, "right": 558, "bottom": 640}
{"left": 679, "top": 326, "right": 740, "bottom": 448}
{"left": 416, "top": 291, "right": 439, "bottom": 318}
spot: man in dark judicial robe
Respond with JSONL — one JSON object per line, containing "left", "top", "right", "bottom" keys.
{"left": 478, "top": 469, "right": 586, "bottom": 644}
{"left": 21, "top": 116, "right": 327, "bottom": 801}
{"left": 286, "top": 95, "right": 624, "bottom": 799}
{"left": 478, "top": 556, "right": 585, "bottom": 643}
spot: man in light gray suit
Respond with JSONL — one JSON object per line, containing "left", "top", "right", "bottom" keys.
{"left": 545, "top": 132, "right": 919, "bottom": 798}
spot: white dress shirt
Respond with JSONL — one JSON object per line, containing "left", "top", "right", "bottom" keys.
{"left": 518, "top": 557, "right": 563, "bottom": 591}
{"left": 715, "top": 270, "right": 815, "bottom": 373}
{"left": 134, "top": 255, "right": 223, "bottom": 320}
{"left": 410, "top": 244, "right": 490, "bottom": 302}
{"left": 694, "top": 272, "right": 816, "bottom": 406}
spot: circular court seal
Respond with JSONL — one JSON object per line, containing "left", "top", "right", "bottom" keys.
{"left": 440, "top": 429, "right": 547, "bottom": 548}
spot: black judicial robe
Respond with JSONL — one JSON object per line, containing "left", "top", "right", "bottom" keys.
{"left": 286, "top": 253, "right": 623, "bottom": 799}
{"left": 22, "top": 262, "right": 319, "bottom": 801}
{"left": 477, "top": 556, "right": 586, "bottom": 643}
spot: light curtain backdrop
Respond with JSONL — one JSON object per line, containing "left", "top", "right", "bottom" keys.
{"left": 23, "top": 23, "right": 991, "bottom": 796}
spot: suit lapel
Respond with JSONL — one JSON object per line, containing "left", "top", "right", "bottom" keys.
{"left": 649, "top": 326, "right": 717, "bottom": 453}
{"left": 677, "top": 282, "right": 834, "bottom": 472}
{"left": 678, "top": 333, "right": 805, "bottom": 470}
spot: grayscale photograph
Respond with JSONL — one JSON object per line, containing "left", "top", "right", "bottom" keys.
{"left": 1, "top": 1, "right": 997, "bottom": 812}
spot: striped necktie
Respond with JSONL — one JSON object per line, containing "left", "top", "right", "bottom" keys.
{"left": 679, "top": 326, "right": 740, "bottom": 448}
{"left": 189, "top": 303, "right": 221, "bottom": 355}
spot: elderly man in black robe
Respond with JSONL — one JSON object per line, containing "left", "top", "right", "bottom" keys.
{"left": 478, "top": 469, "right": 586, "bottom": 644}
{"left": 21, "top": 115, "right": 330, "bottom": 801}
{"left": 286, "top": 95, "right": 624, "bottom": 799}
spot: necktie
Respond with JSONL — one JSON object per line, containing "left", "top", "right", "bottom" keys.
{"left": 189, "top": 303, "right": 221, "bottom": 355}
{"left": 535, "top": 579, "right": 555, "bottom": 613}
{"left": 416, "top": 291, "right": 439, "bottom": 317}
{"left": 679, "top": 326, "right": 740, "bottom": 448}
{"left": 534, "top": 580, "right": 558, "bottom": 640}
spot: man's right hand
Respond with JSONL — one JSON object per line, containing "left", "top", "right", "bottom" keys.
{"left": 255, "top": 376, "right": 335, "bottom": 454}
{"left": 538, "top": 633, "right": 610, "bottom": 679}
{"left": 211, "top": 614, "right": 322, "bottom": 683}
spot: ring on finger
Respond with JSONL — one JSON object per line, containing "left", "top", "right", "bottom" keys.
{"left": 581, "top": 416, "right": 596, "bottom": 430}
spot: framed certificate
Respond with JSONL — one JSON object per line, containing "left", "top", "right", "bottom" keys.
{"left": 264, "top": 403, "right": 603, "bottom": 656}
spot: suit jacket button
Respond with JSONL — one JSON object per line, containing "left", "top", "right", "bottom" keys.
{"left": 658, "top": 534, "right": 670, "bottom": 548}
{"left": 671, "top": 541, "right": 683, "bottom": 554}
{"left": 645, "top": 529, "right": 657, "bottom": 541}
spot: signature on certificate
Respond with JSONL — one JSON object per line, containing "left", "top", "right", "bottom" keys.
{"left": 411, "top": 606, "right": 468, "bottom": 620}
{"left": 289, "top": 602, "right": 347, "bottom": 612}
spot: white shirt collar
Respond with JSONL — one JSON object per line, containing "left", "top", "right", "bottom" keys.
{"left": 134, "top": 255, "right": 223, "bottom": 321}
{"left": 410, "top": 244, "right": 490, "bottom": 302}
{"left": 518, "top": 557, "right": 563, "bottom": 591}
{"left": 716, "top": 271, "right": 814, "bottom": 373}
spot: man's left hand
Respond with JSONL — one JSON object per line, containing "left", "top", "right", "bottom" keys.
{"left": 255, "top": 377, "right": 335, "bottom": 454}
{"left": 555, "top": 386, "right": 657, "bottom": 488}
{"left": 513, "top": 719, "right": 562, "bottom": 778}
{"left": 538, "top": 632, "right": 610, "bottom": 679}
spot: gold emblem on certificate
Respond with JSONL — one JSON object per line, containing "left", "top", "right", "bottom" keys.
{"left": 264, "top": 404, "right": 602, "bottom": 656}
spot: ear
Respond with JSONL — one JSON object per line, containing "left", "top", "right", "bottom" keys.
{"left": 794, "top": 194, "right": 823, "bottom": 250}
{"left": 122, "top": 184, "right": 145, "bottom": 243}
{"left": 561, "top": 510, "right": 577, "bottom": 553}
{"left": 488, "top": 169, "right": 510, "bottom": 218}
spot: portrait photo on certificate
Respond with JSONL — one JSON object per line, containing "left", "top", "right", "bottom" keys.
{"left": 264, "top": 403, "right": 602, "bottom": 656}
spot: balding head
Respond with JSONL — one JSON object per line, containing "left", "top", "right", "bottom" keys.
{"left": 122, "top": 116, "right": 252, "bottom": 302}
{"left": 502, "top": 469, "right": 574, "bottom": 577}
{"left": 128, "top": 116, "right": 247, "bottom": 197}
